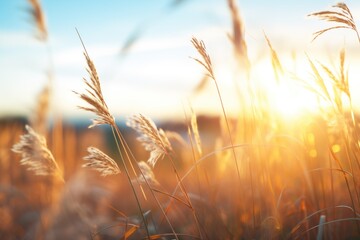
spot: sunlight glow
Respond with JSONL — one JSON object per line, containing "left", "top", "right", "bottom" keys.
{"left": 267, "top": 80, "right": 319, "bottom": 119}
{"left": 254, "top": 58, "right": 321, "bottom": 120}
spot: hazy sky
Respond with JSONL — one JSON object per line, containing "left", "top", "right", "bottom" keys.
{"left": 1, "top": 0, "right": 360, "bottom": 121}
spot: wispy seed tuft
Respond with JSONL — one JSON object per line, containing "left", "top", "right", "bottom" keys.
{"left": 83, "top": 147, "right": 120, "bottom": 177}
{"left": 127, "top": 114, "right": 172, "bottom": 168}
{"left": 12, "top": 125, "right": 62, "bottom": 179}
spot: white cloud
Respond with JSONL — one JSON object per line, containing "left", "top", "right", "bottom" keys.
{"left": 0, "top": 30, "right": 40, "bottom": 47}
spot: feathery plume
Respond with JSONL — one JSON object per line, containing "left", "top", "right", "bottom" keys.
{"left": 191, "top": 37, "right": 215, "bottom": 80}
{"left": 83, "top": 147, "right": 120, "bottom": 177}
{"left": 12, "top": 125, "right": 62, "bottom": 178}
{"left": 308, "top": 2, "right": 360, "bottom": 42}
{"left": 74, "top": 31, "right": 115, "bottom": 128}
{"left": 27, "top": 0, "right": 48, "bottom": 41}
{"left": 127, "top": 114, "right": 172, "bottom": 168}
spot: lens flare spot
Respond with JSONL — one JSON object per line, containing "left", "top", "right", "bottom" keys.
{"left": 331, "top": 144, "right": 341, "bottom": 153}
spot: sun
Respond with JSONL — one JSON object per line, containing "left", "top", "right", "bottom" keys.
{"left": 267, "top": 80, "right": 319, "bottom": 119}
{"left": 254, "top": 60, "right": 320, "bottom": 120}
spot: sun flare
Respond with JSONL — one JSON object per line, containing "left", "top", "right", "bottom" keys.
{"left": 267, "top": 80, "right": 319, "bottom": 119}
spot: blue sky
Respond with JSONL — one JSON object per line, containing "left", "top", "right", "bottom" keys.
{"left": 1, "top": 0, "right": 360, "bottom": 120}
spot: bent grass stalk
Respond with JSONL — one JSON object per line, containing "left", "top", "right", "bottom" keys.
{"left": 308, "top": 2, "right": 360, "bottom": 43}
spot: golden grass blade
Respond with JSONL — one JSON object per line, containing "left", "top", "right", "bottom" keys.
{"left": 83, "top": 147, "right": 120, "bottom": 177}
{"left": 312, "top": 26, "right": 353, "bottom": 42}
{"left": 319, "top": 63, "right": 338, "bottom": 84}
{"left": 319, "top": 61, "right": 348, "bottom": 97}
{"left": 306, "top": 55, "right": 332, "bottom": 102}
{"left": 12, "top": 125, "right": 63, "bottom": 180}
{"left": 308, "top": 48, "right": 350, "bottom": 110}
{"left": 264, "top": 33, "right": 284, "bottom": 83}
{"left": 339, "top": 48, "right": 350, "bottom": 96}
{"left": 308, "top": 2, "right": 360, "bottom": 42}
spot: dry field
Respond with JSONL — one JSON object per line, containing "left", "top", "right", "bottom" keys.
{"left": 1, "top": 1, "right": 360, "bottom": 239}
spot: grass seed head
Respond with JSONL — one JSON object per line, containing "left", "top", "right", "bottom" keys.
{"left": 74, "top": 43, "right": 115, "bottom": 128}
{"left": 127, "top": 114, "right": 172, "bottom": 168}
{"left": 83, "top": 147, "right": 120, "bottom": 177}
{"left": 12, "top": 125, "right": 62, "bottom": 178}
